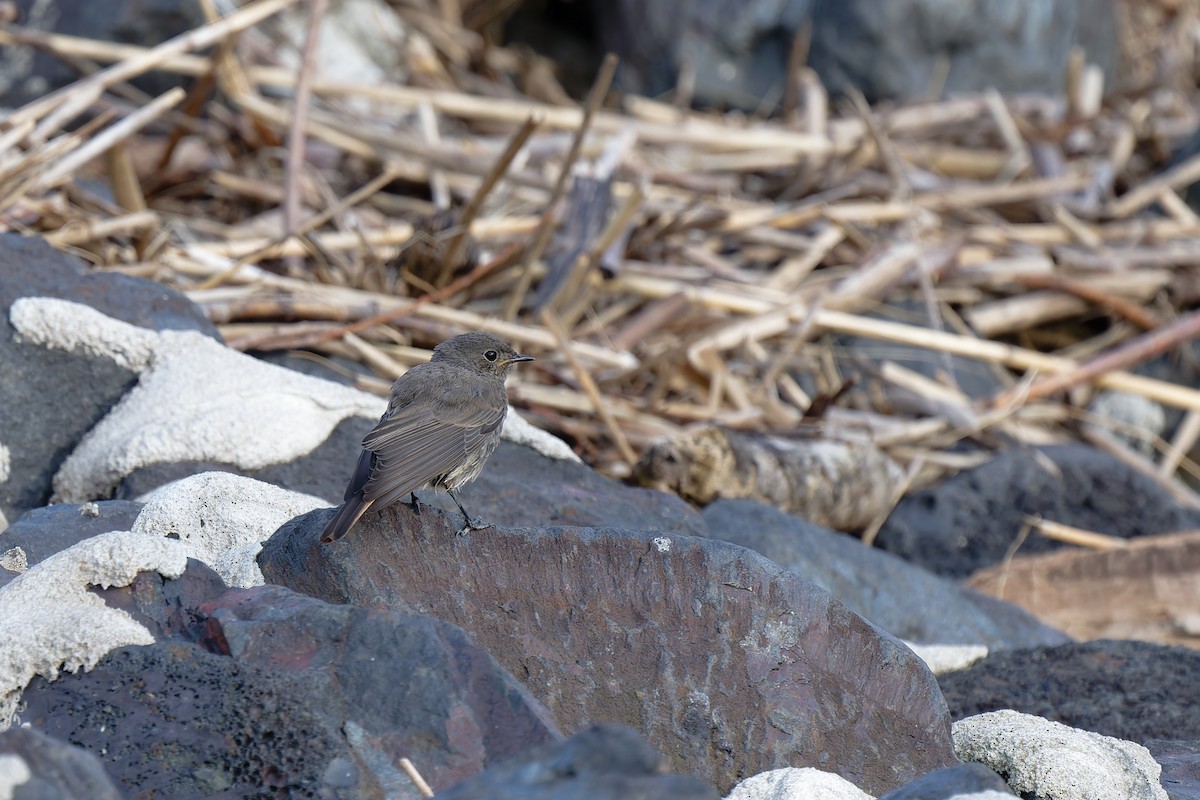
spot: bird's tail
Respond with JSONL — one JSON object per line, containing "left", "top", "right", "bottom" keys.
{"left": 320, "top": 492, "right": 371, "bottom": 544}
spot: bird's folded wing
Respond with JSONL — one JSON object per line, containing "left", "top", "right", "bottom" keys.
{"left": 343, "top": 446, "right": 375, "bottom": 501}
{"left": 361, "top": 391, "right": 505, "bottom": 508}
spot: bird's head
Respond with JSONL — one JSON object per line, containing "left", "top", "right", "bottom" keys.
{"left": 432, "top": 331, "right": 535, "bottom": 378}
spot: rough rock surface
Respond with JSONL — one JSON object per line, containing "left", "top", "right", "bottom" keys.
{"left": 90, "top": 558, "right": 228, "bottom": 642}
{"left": 0, "top": 233, "right": 215, "bottom": 527}
{"left": 260, "top": 506, "right": 957, "bottom": 795}
{"left": 433, "top": 723, "right": 718, "bottom": 799}
{"left": 874, "top": 445, "right": 1200, "bottom": 578}
{"left": 192, "top": 584, "right": 562, "bottom": 795}
{"left": 17, "top": 582, "right": 564, "bottom": 798}
{"left": 0, "top": 500, "right": 142, "bottom": 567}
{"left": 18, "top": 640, "right": 386, "bottom": 799}
{"left": 6, "top": 297, "right": 383, "bottom": 504}
{"left": 132, "top": 471, "right": 328, "bottom": 587}
{"left": 938, "top": 639, "right": 1200, "bottom": 743}
{"left": 701, "top": 499, "right": 1069, "bottom": 649}
{"left": 0, "top": 531, "right": 191, "bottom": 726}
{"left": 953, "top": 710, "right": 1168, "bottom": 800}
{"left": 0, "top": 725, "right": 124, "bottom": 800}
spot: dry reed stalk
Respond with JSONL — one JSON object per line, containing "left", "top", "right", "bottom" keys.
{"left": 990, "top": 309, "right": 1200, "bottom": 409}
{"left": 439, "top": 115, "right": 541, "bottom": 285}
{"left": 5, "top": 1, "right": 1200, "bottom": 504}
{"left": 505, "top": 52, "right": 618, "bottom": 319}
{"left": 282, "top": 0, "right": 328, "bottom": 274}
{"left": 1023, "top": 515, "right": 1129, "bottom": 550}
{"left": 47, "top": 211, "right": 160, "bottom": 246}
{"left": 1160, "top": 411, "right": 1200, "bottom": 479}
{"left": 32, "top": 87, "right": 185, "bottom": 189}
{"left": 542, "top": 309, "right": 638, "bottom": 464}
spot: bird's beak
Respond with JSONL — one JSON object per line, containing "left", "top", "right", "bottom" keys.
{"left": 504, "top": 354, "right": 535, "bottom": 366}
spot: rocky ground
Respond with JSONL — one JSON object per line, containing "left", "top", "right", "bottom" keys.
{"left": 3, "top": 0, "right": 1200, "bottom": 797}
{"left": 2, "top": 234, "right": 1195, "bottom": 799}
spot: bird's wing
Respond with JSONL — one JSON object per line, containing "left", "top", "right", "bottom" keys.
{"left": 360, "top": 371, "right": 506, "bottom": 508}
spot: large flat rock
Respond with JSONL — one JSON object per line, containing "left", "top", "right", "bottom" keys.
{"left": 260, "top": 505, "right": 956, "bottom": 795}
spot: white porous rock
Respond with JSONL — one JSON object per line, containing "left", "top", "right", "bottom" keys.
{"left": 502, "top": 410, "right": 580, "bottom": 462}
{"left": 953, "top": 710, "right": 1168, "bottom": 800}
{"left": 725, "top": 767, "right": 873, "bottom": 800}
{"left": 0, "top": 753, "right": 33, "bottom": 798}
{"left": 904, "top": 641, "right": 989, "bottom": 674}
{"left": 133, "top": 472, "right": 328, "bottom": 587}
{"left": 0, "top": 531, "right": 191, "bottom": 730}
{"left": 0, "top": 548, "right": 27, "bottom": 574}
{"left": 9, "top": 296, "right": 155, "bottom": 371}
{"left": 6, "top": 298, "right": 384, "bottom": 503}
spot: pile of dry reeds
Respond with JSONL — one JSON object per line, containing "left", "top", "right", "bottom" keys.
{"left": 3, "top": 0, "right": 1200, "bottom": 527}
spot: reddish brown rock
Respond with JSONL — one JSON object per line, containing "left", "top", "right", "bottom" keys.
{"left": 193, "top": 584, "right": 562, "bottom": 793}
{"left": 259, "top": 504, "right": 957, "bottom": 795}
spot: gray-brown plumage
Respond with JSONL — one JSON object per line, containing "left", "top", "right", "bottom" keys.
{"left": 320, "top": 331, "right": 533, "bottom": 544}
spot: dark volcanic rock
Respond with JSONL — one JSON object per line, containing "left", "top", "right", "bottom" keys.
{"left": 434, "top": 723, "right": 718, "bottom": 800}
{"left": 260, "top": 505, "right": 957, "bottom": 796}
{"left": 19, "top": 640, "right": 385, "bottom": 799}
{"left": 418, "top": 441, "right": 708, "bottom": 536}
{"left": 808, "top": 0, "right": 1118, "bottom": 102}
{"left": 0, "top": 501, "right": 144, "bottom": 566}
{"left": 0, "top": 726, "right": 124, "bottom": 800}
{"left": 15, "top": 575, "right": 560, "bottom": 798}
{"left": 701, "top": 499, "right": 1069, "bottom": 649}
{"left": 0, "top": 233, "right": 218, "bottom": 527}
{"left": 91, "top": 558, "right": 228, "bottom": 640}
{"left": 877, "top": 762, "right": 1016, "bottom": 799}
{"left": 117, "top": 415, "right": 375, "bottom": 503}
{"left": 193, "top": 584, "right": 562, "bottom": 794}
{"left": 938, "top": 639, "right": 1200, "bottom": 743}
{"left": 875, "top": 445, "right": 1200, "bottom": 578}
{"left": 0, "top": 234, "right": 217, "bottom": 335}
{"left": 0, "top": 0, "right": 202, "bottom": 108}
{"left": 594, "top": 0, "right": 1117, "bottom": 108}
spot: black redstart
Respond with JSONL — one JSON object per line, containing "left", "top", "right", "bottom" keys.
{"left": 320, "top": 331, "right": 534, "bottom": 544}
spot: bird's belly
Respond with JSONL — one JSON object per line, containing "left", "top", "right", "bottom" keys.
{"left": 439, "top": 435, "right": 500, "bottom": 490}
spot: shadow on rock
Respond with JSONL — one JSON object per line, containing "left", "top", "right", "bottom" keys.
{"left": 433, "top": 723, "right": 718, "bottom": 799}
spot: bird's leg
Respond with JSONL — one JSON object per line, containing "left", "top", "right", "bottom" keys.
{"left": 408, "top": 492, "right": 421, "bottom": 514}
{"left": 446, "top": 489, "right": 489, "bottom": 536}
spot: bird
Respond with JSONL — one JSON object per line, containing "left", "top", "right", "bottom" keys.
{"left": 320, "top": 331, "right": 534, "bottom": 544}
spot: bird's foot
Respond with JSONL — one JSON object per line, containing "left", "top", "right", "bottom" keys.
{"left": 455, "top": 517, "right": 491, "bottom": 537}
{"left": 408, "top": 492, "right": 421, "bottom": 514}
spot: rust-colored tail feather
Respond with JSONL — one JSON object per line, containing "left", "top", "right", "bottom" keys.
{"left": 319, "top": 492, "right": 371, "bottom": 544}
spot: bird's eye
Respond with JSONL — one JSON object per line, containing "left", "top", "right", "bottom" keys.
{"left": 484, "top": 350, "right": 498, "bottom": 362}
